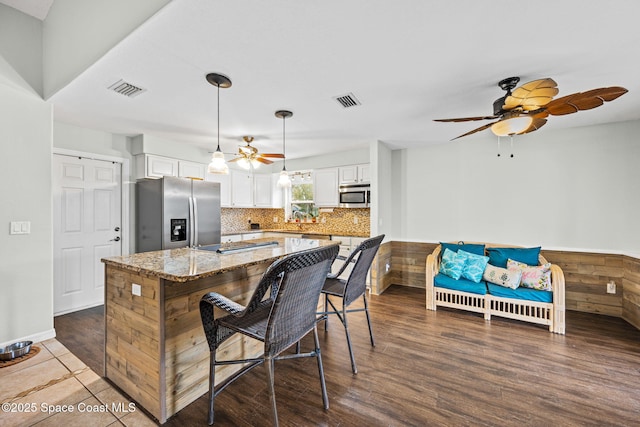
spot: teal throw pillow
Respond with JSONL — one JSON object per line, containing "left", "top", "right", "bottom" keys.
{"left": 457, "top": 249, "right": 490, "bottom": 283}
{"left": 439, "top": 248, "right": 464, "bottom": 280}
{"left": 487, "top": 247, "right": 541, "bottom": 268}
{"left": 440, "top": 242, "right": 485, "bottom": 256}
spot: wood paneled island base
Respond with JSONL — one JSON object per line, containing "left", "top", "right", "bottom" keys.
{"left": 102, "top": 238, "right": 338, "bottom": 423}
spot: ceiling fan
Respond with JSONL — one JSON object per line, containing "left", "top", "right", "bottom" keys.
{"left": 434, "top": 77, "right": 628, "bottom": 140}
{"left": 228, "top": 136, "right": 284, "bottom": 168}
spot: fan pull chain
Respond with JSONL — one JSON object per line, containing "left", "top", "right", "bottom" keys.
{"left": 497, "top": 136, "right": 501, "bottom": 157}
{"left": 510, "top": 135, "right": 514, "bottom": 158}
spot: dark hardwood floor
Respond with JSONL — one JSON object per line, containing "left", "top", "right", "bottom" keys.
{"left": 54, "top": 285, "right": 640, "bottom": 426}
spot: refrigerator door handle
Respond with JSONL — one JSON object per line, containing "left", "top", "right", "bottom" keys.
{"left": 188, "top": 196, "right": 195, "bottom": 248}
{"left": 193, "top": 197, "right": 199, "bottom": 247}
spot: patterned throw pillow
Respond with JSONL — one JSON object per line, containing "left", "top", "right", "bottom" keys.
{"left": 439, "top": 248, "right": 464, "bottom": 280}
{"left": 457, "top": 249, "right": 490, "bottom": 283}
{"left": 507, "top": 259, "right": 552, "bottom": 291}
{"left": 483, "top": 264, "right": 522, "bottom": 289}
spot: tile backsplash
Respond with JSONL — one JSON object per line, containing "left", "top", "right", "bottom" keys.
{"left": 221, "top": 208, "right": 370, "bottom": 236}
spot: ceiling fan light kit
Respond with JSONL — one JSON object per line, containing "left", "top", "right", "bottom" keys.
{"left": 206, "top": 72, "right": 232, "bottom": 174}
{"left": 490, "top": 116, "right": 533, "bottom": 137}
{"left": 435, "top": 76, "right": 628, "bottom": 141}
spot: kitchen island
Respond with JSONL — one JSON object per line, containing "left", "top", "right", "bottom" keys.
{"left": 101, "top": 237, "right": 338, "bottom": 423}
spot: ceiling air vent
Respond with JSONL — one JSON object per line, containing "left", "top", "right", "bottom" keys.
{"left": 108, "top": 79, "right": 146, "bottom": 98}
{"left": 333, "top": 92, "right": 361, "bottom": 109}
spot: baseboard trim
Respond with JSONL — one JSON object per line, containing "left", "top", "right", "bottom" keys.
{"left": 0, "top": 328, "right": 56, "bottom": 349}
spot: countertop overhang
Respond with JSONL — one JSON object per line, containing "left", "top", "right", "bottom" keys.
{"left": 102, "top": 237, "right": 339, "bottom": 282}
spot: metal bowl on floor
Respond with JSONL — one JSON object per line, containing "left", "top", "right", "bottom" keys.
{"left": 0, "top": 340, "right": 33, "bottom": 361}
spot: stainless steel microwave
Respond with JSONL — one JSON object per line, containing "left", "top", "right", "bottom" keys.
{"left": 339, "top": 184, "right": 370, "bottom": 208}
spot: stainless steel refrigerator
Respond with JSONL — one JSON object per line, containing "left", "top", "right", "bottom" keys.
{"left": 136, "top": 176, "right": 221, "bottom": 252}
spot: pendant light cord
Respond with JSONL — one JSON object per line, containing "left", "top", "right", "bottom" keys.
{"left": 216, "top": 84, "right": 221, "bottom": 151}
{"left": 282, "top": 116, "right": 287, "bottom": 171}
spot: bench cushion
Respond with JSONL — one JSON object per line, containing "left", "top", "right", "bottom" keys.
{"left": 434, "top": 273, "right": 487, "bottom": 295}
{"left": 486, "top": 283, "right": 553, "bottom": 303}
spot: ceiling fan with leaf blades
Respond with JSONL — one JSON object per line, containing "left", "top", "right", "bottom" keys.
{"left": 228, "top": 136, "right": 284, "bottom": 169}
{"left": 434, "top": 77, "right": 628, "bottom": 140}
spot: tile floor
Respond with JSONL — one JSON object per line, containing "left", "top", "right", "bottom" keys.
{"left": 0, "top": 339, "right": 157, "bottom": 426}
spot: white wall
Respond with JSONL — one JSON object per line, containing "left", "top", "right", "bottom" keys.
{"left": 43, "top": 0, "right": 171, "bottom": 98}
{"left": 370, "top": 140, "right": 393, "bottom": 239}
{"left": 285, "top": 147, "right": 369, "bottom": 171}
{"left": 0, "top": 55, "right": 54, "bottom": 346}
{"left": 0, "top": 4, "right": 42, "bottom": 95}
{"left": 391, "top": 120, "right": 640, "bottom": 254}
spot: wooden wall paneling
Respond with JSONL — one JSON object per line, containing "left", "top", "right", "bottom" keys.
{"left": 622, "top": 256, "right": 640, "bottom": 329}
{"left": 371, "top": 241, "right": 393, "bottom": 294}
{"left": 388, "top": 241, "right": 436, "bottom": 289}
{"left": 104, "top": 266, "right": 163, "bottom": 420}
{"left": 542, "top": 250, "right": 624, "bottom": 317}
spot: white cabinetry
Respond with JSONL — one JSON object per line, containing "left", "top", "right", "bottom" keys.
{"left": 339, "top": 163, "right": 370, "bottom": 185}
{"left": 221, "top": 234, "right": 242, "bottom": 243}
{"left": 205, "top": 172, "right": 231, "bottom": 207}
{"left": 230, "top": 170, "right": 275, "bottom": 207}
{"left": 230, "top": 170, "right": 254, "bottom": 207}
{"left": 179, "top": 161, "right": 205, "bottom": 180}
{"left": 135, "top": 154, "right": 207, "bottom": 180}
{"left": 136, "top": 154, "right": 178, "bottom": 179}
{"left": 330, "top": 236, "right": 369, "bottom": 285}
{"left": 313, "top": 168, "right": 339, "bottom": 207}
{"left": 253, "top": 174, "right": 273, "bottom": 207}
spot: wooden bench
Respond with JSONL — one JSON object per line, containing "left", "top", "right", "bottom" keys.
{"left": 426, "top": 243, "right": 566, "bottom": 334}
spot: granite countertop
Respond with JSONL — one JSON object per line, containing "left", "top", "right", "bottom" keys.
{"left": 102, "top": 237, "right": 338, "bottom": 283}
{"left": 223, "top": 229, "right": 369, "bottom": 238}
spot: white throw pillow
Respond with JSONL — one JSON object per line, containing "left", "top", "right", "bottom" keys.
{"left": 507, "top": 259, "right": 552, "bottom": 291}
{"left": 483, "top": 264, "right": 522, "bottom": 289}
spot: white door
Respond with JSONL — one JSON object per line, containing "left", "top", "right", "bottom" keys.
{"left": 53, "top": 155, "right": 122, "bottom": 315}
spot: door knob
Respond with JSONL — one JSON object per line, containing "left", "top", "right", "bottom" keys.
{"left": 114, "top": 226, "right": 120, "bottom": 232}
{"left": 110, "top": 237, "right": 121, "bottom": 242}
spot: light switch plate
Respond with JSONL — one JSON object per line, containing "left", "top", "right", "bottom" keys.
{"left": 10, "top": 221, "right": 30, "bottom": 235}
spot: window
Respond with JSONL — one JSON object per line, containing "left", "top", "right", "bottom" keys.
{"left": 288, "top": 171, "right": 318, "bottom": 221}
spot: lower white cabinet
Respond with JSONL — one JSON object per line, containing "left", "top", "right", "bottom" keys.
{"left": 330, "top": 236, "right": 369, "bottom": 286}
{"left": 221, "top": 234, "right": 242, "bottom": 243}
{"left": 242, "top": 232, "right": 264, "bottom": 240}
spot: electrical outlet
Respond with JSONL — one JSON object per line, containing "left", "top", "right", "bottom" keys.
{"left": 273, "top": 216, "right": 278, "bottom": 223}
{"left": 353, "top": 216, "right": 358, "bottom": 224}
{"left": 385, "top": 262, "right": 390, "bottom": 273}
{"left": 132, "top": 283, "right": 142, "bottom": 296}
{"left": 606, "top": 281, "right": 616, "bottom": 294}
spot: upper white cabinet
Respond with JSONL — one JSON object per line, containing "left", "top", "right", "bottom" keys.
{"left": 135, "top": 154, "right": 206, "bottom": 180}
{"left": 231, "top": 170, "right": 254, "bottom": 207}
{"left": 339, "top": 163, "right": 370, "bottom": 185}
{"left": 230, "top": 170, "right": 275, "bottom": 207}
{"left": 253, "top": 174, "right": 273, "bottom": 207}
{"left": 314, "top": 168, "right": 339, "bottom": 207}
{"left": 136, "top": 154, "right": 178, "bottom": 179}
{"left": 205, "top": 171, "right": 231, "bottom": 207}
{"left": 179, "top": 161, "right": 205, "bottom": 180}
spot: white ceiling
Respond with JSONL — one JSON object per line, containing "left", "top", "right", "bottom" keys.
{"left": 0, "top": 0, "right": 53, "bottom": 20}
{"left": 22, "top": 1, "right": 640, "bottom": 159}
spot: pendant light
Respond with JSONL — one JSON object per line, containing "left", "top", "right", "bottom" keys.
{"left": 275, "top": 110, "right": 293, "bottom": 188}
{"left": 206, "top": 73, "right": 232, "bottom": 174}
